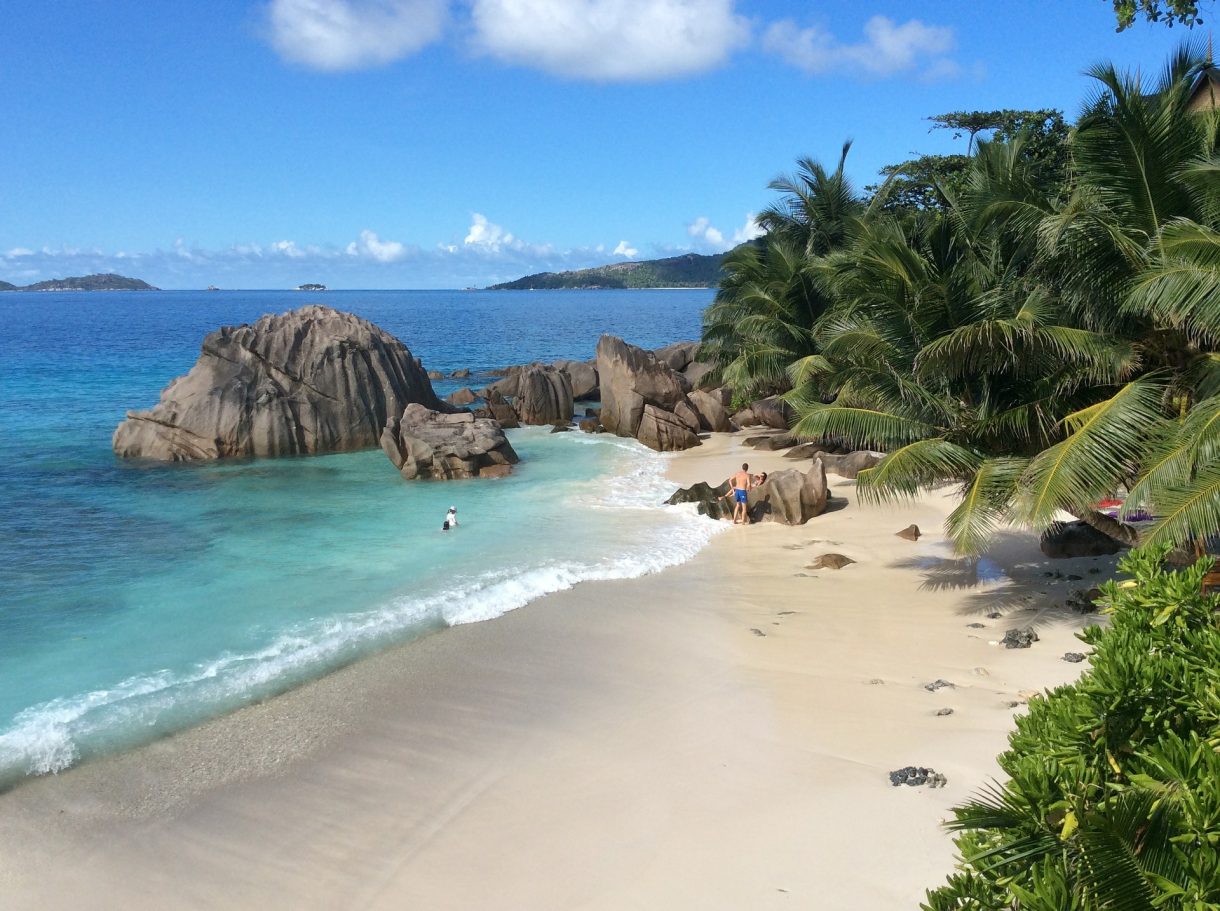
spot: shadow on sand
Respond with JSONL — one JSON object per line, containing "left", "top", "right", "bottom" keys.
{"left": 890, "top": 531, "right": 1124, "bottom": 635}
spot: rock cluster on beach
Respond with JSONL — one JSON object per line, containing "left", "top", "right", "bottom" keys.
{"left": 596, "top": 335, "right": 707, "bottom": 451}
{"left": 888, "top": 766, "right": 947, "bottom": 788}
{"left": 665, "top": 458, "right": 830, "bottom": 525}
{"left": 381, "top": 404, "right": 519, "bottom": 480}
{"left": 113, "top": 305, "right": 446, "bottom": 461}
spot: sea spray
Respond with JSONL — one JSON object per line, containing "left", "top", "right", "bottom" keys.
{"left": 0, "top": 428, "right": 722, "bottom": 785}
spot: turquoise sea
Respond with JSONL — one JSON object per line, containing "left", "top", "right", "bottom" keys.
{"left": 0, "top": 289, "right": 718, "bottom": 787}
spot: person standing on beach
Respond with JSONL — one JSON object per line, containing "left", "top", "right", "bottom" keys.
{"left": 725, "top": 463, "right": 753, "bottom": 525}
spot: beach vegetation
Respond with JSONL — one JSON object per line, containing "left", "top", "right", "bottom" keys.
{"left": 922, "top": 546, "right": 1220, "bottom": 910}
{"left": 705, "top": 43, "right": 1220, "bottom": 554}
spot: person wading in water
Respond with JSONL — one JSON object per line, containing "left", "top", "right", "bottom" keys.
{"left": 724, "top": 463, "right": 754, "bottom": 525}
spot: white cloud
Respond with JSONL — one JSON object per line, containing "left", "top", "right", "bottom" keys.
{"left": 272, "top": 239, "right": 307, "bottom": 258}
{"left": 464, "top": 212, "right": 515, "bottom": 250}
{"left": 613, "top": 240, "right": 638, "bottom": 258}
{"left": 762, "top": 15, "right": 956, "bottom": 79}
{"left": 687, "top": 216, "right": 724, "bottom": 249}
{"left": 685, "top": 213, "right": 761, "bottom": 252}
{"left": 266, "top": 0, "right": 448, "bottom": 71}
{"left": 732, "top": 213, "right": 763, "bottom": 244}
{"left": 5, "top": 247, "right": 34, "bottom": 258}
{"left": 346, "top": 228, "right": 408, "bottom": 261}
{"left": 469, "top": 0, "right": 749, "bottom": 81}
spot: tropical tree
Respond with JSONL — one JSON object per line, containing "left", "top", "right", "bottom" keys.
{"left": 701, "top": 143, "right": 866, "bottom": 397}
{"left": 791, "top": 46, "right": 1220, "bottom": 554}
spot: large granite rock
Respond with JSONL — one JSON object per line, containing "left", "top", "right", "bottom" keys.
{"left": 653, "top": 341, "right": 700, "bottom": 372}
{"left": 381, "top": 404, "right": 518, "bottom": 480}
{"left": 596, "top": 335, "right": 700, "bottom": 451}
{"left": 687, "top": 390, "right": 732, "bottom": 432}
{"left": 483, "top": 389, "right": 520, "bottom": 428}
{"left": 1040, "top": 520, "right": 1125, "bottom": 559}
{"left": 552, "top": 359, "right": 599, "bottom": 401}
{"left": 113, "top": 305, "right": 445, "bottom": 461}
{"left": 513, "top": 366, "right": 574, "bottom": 426}
{"left": 638, "top": 404, "right": 700, "bottom": 451}
{"left": 683, "top": 360, "right": 714, "bottom": 389}
{"left": 746, "top": 459, "right": 829, "bottom": 525}
{"left": 751, "top": 396, "right": 794, "bottom": 430}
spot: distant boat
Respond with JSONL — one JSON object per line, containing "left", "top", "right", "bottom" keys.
{"left": 297, "top": 283, "right": 327, "bottom": 292}
{"left": 206, "top": 285, "right": 220, "bottom": 292}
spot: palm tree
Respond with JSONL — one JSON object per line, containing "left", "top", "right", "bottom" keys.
{"left": 701, "top": 143, "right": 867, "bottom": 399}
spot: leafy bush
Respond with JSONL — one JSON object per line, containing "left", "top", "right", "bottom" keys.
{"left": 923, "top": 546, "right": 1220, "bottom": 910}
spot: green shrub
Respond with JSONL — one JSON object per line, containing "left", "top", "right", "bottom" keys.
{"left": 923, "top": 546, "right": 1220, "bottom": 910}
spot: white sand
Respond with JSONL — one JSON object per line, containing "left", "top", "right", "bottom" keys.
{"left": 0, "top": 432, "right": 1115, "bottom": 910}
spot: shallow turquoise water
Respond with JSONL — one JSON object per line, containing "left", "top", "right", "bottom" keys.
{"left": 0, "top": 289, "right": 716, "bottom": 784}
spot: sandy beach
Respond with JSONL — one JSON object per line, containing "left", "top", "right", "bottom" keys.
{"left": 0, "top": 432, "right": 1115, "bottom": 910}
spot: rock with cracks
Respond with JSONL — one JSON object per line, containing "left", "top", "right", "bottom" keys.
{"left": 745, "top": 458, "right": 829, "bottom": 525}
{"left": 596, "top": 335, "right": 701, "bottom": 452}
{"left": 113, "top": 305, "right": 446, "bottom": 461}
{"left": 381, "top": 404, "right": 518, "bottom": 480}
{"left": 513, "top": 366, "right": 574, "bottom": 426}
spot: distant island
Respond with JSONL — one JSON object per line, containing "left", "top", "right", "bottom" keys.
{"left": 488, "top": 251, "right": 729, "bottom": 290}
{"left": 297, "top": 283, "right": 327, "bottom": 292}
{"left": 0, "top": 273, "right": 158, "bottom": 292}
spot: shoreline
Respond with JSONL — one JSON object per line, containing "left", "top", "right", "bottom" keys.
{"left": 0, "top": 432, "right": 1115, "bottom": 909}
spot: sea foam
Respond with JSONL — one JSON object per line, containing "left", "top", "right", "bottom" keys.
{"left": 0, "top": 432, "right": 720, "bottom": 784}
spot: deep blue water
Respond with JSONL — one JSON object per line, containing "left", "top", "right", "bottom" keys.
{"left": 0, "top": 289, "right": 715, "bottom": 785}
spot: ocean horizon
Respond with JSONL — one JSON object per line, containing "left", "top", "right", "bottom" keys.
{"left": 0, "top": 288, "right": 718, "bottom": 787}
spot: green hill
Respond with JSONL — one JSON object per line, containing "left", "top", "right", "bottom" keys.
{"left": 18, "top": 273, "right": 158, "bottom": 291}
{"left": 0, "top": 281, "right": 17, "bottom": 292}
{"left": 488, "top": 251, "right": 727, "bottom": 290}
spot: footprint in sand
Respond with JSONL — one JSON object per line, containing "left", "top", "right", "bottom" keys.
{"left": 750, "top": 628, "right": 767, "bottom": 637}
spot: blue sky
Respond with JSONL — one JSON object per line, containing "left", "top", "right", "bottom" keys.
{"left": 0, "top": 1, "right": 1204, "bottom": 289}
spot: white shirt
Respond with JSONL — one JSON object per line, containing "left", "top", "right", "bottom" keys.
{"left": 445, "top": 510, "right": 458, "bottom": 527}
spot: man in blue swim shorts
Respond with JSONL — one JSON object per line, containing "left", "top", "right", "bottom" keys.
{"left": 724, "top": 462, "right": 754, "bottom": 525}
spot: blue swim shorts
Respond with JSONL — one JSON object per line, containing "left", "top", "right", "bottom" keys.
{"left": 734, "top": 489, "right": 748, "bottom": 504}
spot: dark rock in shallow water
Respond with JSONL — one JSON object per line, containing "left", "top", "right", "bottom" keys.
{"left": 427, "top": 370, "right": 444, "bottom": 380}
{"left": 381, "top": 404, "right": 518, "bottom": 480}
{"left": 446, "top": 386, "right": 477, "bottom": 406}
{"left": 924, "top": 679, "right": 954, "bottom": 692}
{"left": 1040, "top": 520, "right": 1124, "bottom": 559}
{"left": 451, "top": 368, "right": 471, "bottom": 378}
{"left": 1002, "top": 627, "right": 1040, "bottom": 649}
{"left": 514, "top": 366, "right": 574, "bottom": 426}
{"left": 666, "top": 480, "right": 731, "bottom": 521}
{"left": 549, "top": 423, "right": 571, "bottom": 433}
{"left": 889, "top": 766, "right": 947, "bottom": 788}
{"left": 113, "top": 305, "right": 446, "bottom": 461}
{"left": 578, "top": 417, "right": 603, "bottom": 433}
{"left": 1063, "top": 652, "right": 1086, "bottom": 663}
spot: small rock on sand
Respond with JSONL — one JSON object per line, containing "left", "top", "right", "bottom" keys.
{"left": 924, "top": 678, "right": 954, "bottom": 692}
{"left": 1001, "top": 627, "right": 1040, "bottom": 649}
{"left": 966, "top": 622, "right": 986, "bottom": 629}
{"left": 807, "top": 553, "right": 855, "bottom": 570}
{"left": 895, "top": 524, "right": 921, "bottom": 541}
{"left": 1063, "top": 652, "right": 1086, "bottom": 663}
{"left": 936, "top": 707, "right": 954, "bottom": 716}
{"left": 889, "top": 766, "right": 947, "bottom": 788}
{"left": 750, "top": 628, "right": 766, "bottom": 637}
